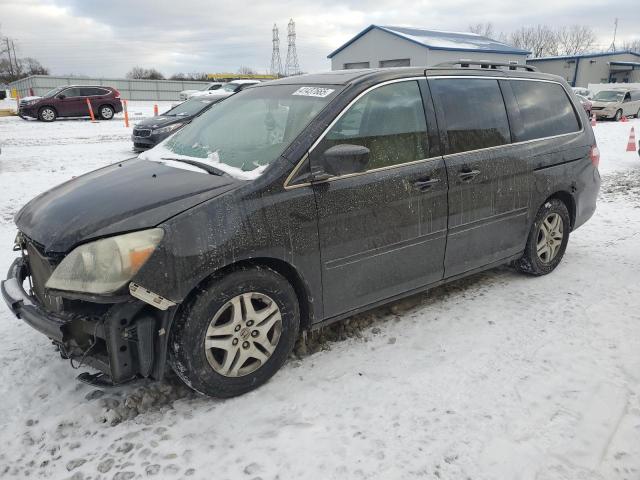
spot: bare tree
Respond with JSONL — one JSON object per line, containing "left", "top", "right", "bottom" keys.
{"left": 621, "top": 39, "right": 640, "bottom": 53}
{"left": 509, "top": 25, "right": 558, "bottom": 57}
{"left": 468, "top": 22, "right": 494, "bottom": 38}
{"left": 126, "top": 66, "right": 165, "bottom": 80}
{"left": 237, "top": 66, "right": 257, "bottom": 75}
{"left": 556, "top": 25, "right": 596, "bottom": 55}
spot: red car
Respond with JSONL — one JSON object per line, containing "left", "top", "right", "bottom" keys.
{"left": 18, "top": 85, "right": 123, "bottom": 122}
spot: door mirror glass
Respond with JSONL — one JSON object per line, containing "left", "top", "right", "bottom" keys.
{"left": 313, "top": 144, "right": 370, "bottom": 179}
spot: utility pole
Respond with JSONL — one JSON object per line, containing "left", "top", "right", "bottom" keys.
{"left": 5, "top": 37, "right": 15, "bottom": 79}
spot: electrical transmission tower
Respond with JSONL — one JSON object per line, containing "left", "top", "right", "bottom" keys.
{"left": 270, "top": 24, "right": 282, "bottom": 77}
{"left": 608, "top": 18, "right": 618, "bottom": 52}
{"left": 285, "top": 18, "right": 300, "bottom": 76}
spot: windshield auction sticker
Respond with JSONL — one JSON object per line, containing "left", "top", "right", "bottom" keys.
{"left": 292, "top": 87, "right": 335, "bottom": 98}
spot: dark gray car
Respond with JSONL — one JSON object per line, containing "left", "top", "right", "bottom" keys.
{"left": 2, "top": 64, "right": 600, "bottom": 397}
{"left": 132, "top": 97, "right": 218, "bottom": 151}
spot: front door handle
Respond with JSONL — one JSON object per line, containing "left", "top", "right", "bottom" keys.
{"left": 458, "top": 169, "right": 481, "bottom": 182}
{"left": 413, "top": 178, "right": 441, "bottom": 191}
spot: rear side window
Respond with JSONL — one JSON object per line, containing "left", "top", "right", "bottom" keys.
{"left": 510, "top": 80, "right": 580, "bottom": 141}
{"left": 80, "top": 87, "right": 109, "bottom": 96}
{"left": 430, "top": 78, "right": 511, "bottom": 154}
{"left": 316, "top": 80, "right": 428, "bottom": 170}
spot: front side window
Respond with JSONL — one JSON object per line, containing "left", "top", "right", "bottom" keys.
{"left": 511, "top": 80, "right": 580, "bottom": 142}
{"left": 159, "top": 84, "right": 340, "bottom": 174}
{"left": 431, "top": 78, "right": 511, "bottom": 154}
{"left": 62, "top": 87, "right": 81, "bottom": 98}
{"left": 314, "top": 80, "right": 428, "bottom": 171}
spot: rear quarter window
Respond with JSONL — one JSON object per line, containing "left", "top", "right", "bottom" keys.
{"left": 430, "top": 78, "right": 511, "bottom": 154}
{"left": 510, "top": 80, "right": 580, "bottom": 142}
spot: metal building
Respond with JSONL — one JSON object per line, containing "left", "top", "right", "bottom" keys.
{"left": 328, "top": 25, "right": 530, "bottom": 70}
{"left": 8, "top": 75, "right": 211, "bottom": 101}
{"left": 526, "top": 51, "right": 640, "bottom": 88}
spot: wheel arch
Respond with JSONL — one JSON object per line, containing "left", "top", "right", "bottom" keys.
{"left": 175, "top": 257, "right": 315, "bottom": 332}
{"left": 38, "top": 104, "right": 58, "bottom": 116}
{"left": 543, "top": 191, "right": 576, "bottom": 229}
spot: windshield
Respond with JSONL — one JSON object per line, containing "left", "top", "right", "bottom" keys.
{"left": 159, "top": 84, "right": 340, "bottom": 176}
{"left": 42, "top": 86, "right": 65, "bottom": 98}
{"left": 222, "top": 83, "right": 240, "bottom": 92}
{"left": 593, "top": 90, "right": 625, "bottom": 102}
{"left": 164, "top": 98, "right": 214, "bottom": 116}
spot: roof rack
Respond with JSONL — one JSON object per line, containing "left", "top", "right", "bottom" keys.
{"left": 434, "top": 60, "right": 538, "bottom": 72}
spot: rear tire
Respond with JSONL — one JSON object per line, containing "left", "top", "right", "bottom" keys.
{"left": 38, "top": 106, "right": 56, "bottom": 122}
{"left": 98, "top": 105, "right": 114, "bottom": 120}
{"left": 168, "top": 266, "right": 300, "bottom": 398}
{"left": 515, "top": 199, "right": 570, "bottom": 276}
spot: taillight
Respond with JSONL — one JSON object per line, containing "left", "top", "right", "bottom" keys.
{"left": 113, "top": 88, "right": 121, "bottom": 99}
{"left": 589, "top": 144, "right": 600, "bottom": 168}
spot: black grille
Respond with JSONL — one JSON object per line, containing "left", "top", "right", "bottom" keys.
{"left": 25, "top": 239, "right": 63, "bottom": 312}
{"left": 133, "top": 128, "right": 151, "bottom": 137}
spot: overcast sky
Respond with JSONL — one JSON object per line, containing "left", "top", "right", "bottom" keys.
{"left": 1, "top": 0, "right": 639, "bottom": 78}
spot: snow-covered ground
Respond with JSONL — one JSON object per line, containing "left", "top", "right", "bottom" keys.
{"left": 0, "top": 108, "right": 639, "bottom": 480}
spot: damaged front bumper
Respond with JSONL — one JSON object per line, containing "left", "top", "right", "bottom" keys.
{"left": 1, "top": 257, "right": 176, "bottom": 385}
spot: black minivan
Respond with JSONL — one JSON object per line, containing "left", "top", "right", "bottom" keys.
{"left": 2, "top": 64, "right": 600, "bottom": 397}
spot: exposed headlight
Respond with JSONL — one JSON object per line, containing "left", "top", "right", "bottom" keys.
{"left": 154, "top": 123, "right": 184, "bottom": 135}
{"left": 24, "top": 99, "right": 39, "bottom": 105}
{"left": 45, "top": 228, "right": 164, "bottom": 294}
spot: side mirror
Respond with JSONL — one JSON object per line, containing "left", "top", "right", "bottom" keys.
{"left": 311, "top": 144, "right": 370, "bottom": 181}
{"left": 57, "top": 94, "right": 66, "bottom": 100}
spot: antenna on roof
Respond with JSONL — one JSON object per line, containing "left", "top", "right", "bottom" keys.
{"left": 608, "top": 18, "right": 618, "bottom": 52}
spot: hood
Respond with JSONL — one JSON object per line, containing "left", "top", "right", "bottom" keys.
{"left": 591, "top": 100, "right": 619, "bottom": 107}
{"left": 16, "top": 158, "right": 239, "bottom": 253}
{"left": 135, "top": 115, "right": 190, "bottom": 129}
{"left": 20, "top": 96, "right": 42, "bottom": 103}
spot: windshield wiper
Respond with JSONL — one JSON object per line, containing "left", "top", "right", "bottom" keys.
{"left": 160, "top": 157, "right": 229, "bottom": 177}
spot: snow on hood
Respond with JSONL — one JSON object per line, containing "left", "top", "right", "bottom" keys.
{"left": 20, "top": 96, "right": 41, "bottom": 102}
{"left": 139, "top": 143, "right": 267, "bottom": 181}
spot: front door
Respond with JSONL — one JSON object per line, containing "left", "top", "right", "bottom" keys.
{"left": 430, "top": 77, "right": 530, "bottom": 277}
{"left": 57, "top": 87, "right": 86, "bottom": 117}
{"left": 311, "top": 79, "right": 448, "bottom": 318}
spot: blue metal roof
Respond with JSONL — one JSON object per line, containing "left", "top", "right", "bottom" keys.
{"left": 327, "top": 25, "right": 531, "bottom": 59}
{"left": 527, "top": 50, "right": 640, "bottom": 62}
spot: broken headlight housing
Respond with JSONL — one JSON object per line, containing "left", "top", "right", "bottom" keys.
{"left": 45, "top": 228, "right": 164, "bottom": 295}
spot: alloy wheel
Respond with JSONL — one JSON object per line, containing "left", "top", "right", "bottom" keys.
{"left": 536, "top": 213, "right": 563, "bottom": 263}
{"left": 100, "top": 107, "right": 114, "bottom": 119}
{"left": 204, "top": 292, "right": 282, "bottom": 377}
{"left": 41, "top": 108, "right": 55, "bottom": 121}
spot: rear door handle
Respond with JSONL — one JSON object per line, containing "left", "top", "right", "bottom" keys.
{"left": 458, "top": 169, "right": 481, "bottom": 182}
{"left": 413, "top": 178, "right": 441, "bottom": 191}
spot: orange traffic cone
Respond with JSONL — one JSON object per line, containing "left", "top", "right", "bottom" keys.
{"left": 591, "top": 113, "right": 596, "bottom": 126}
{"left": 626, "top": 127, "right": 636, "bottom": 152}
{"left": 621, "top": 115, "right": 628, "bottom": 123}
{"left": 153, "top": 104, "right": 159, "bottom": 116}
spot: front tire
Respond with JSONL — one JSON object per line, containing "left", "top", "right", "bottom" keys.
{"left": 515, "top": 199, "right": 570, "bottom": 276}
{"left": 614, "top": 109, "right": 622, "bottom": 121}
{"left": 38, "top": 106, "right": 56, "bottom": 122}
{"left": 98, "top": 105, "right": 114, "bottom": 120}
{"left": 168, "top": 267, "right": 300, "bottom": 398}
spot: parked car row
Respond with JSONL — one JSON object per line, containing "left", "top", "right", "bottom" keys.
{"left": 2, "top": 64, "right": 600, "bottom": 398}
